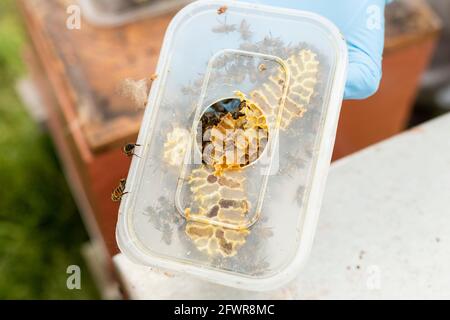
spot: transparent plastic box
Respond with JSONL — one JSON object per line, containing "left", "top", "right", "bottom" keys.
{"left": 117, "top": 0, "right": 348, "bottom": 291}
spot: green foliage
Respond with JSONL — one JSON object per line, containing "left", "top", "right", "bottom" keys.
{"left": 0, "top": 0, "right": 99, "bottom": 299}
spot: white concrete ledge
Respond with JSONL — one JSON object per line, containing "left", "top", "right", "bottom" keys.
{"left": 114, "top": 112, "right": 450, "bottom": 299}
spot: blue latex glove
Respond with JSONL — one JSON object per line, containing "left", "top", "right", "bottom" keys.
{"left": 244, "top": 0, "right": 388, "bottom": 100}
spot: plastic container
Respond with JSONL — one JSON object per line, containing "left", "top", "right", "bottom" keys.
{"left": 117, "top": 0, "right": 348, "bottom": 291}
{"left": 79, "top": 0, "right": 193, "bottom": 27}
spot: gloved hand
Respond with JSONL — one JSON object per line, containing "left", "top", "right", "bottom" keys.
{"left": 244, "top": 0, "right": 388, "bottom": 100}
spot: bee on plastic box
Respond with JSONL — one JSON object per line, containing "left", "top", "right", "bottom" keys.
{"left": 111, "top": 179, "right": 128, "bottom": 202}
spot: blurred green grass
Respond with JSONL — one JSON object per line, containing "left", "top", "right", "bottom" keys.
{"left": 0, "top": 0, "right": 99, "bottom": 299}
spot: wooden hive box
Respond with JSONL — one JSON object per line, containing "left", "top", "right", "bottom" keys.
{"left": 19, "top": 0, "right": 173, "bottom": 258}
{"left": 333, "top": 0, "right": 442, "bottom": 159}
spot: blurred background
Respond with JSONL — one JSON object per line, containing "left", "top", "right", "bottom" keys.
{"left": 0, "top": 0, "right": 448, "bottom": 299}
{"left": 0, "top": 0, "right": 98, "bottom": 299}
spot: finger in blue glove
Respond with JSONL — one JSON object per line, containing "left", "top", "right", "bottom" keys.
{"left": 243, "top": 0, "right": 388, "bottom": 100}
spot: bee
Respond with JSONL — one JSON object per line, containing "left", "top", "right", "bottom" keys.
{"left": 150, "top": 73, "right": 158, "bottom": 82}
{"left": 111, "top": 179, "right": 128, "bottom": 202}
{"left": 212, "top": 17, "right": 237, "bottom": 34}
{"left": 122, "top": 143, "right": 141, "bottom": 157}
{"left": 258, "top": 63, "right": 267, "bottom": 72}
{"left": 217, "top": 5, "right": 228, "bottom": 15}
{"left": 239, "top": 19, "right": 253, "bottom": 41}
{"left": 231, "top": 100, "right": 246, "bottom": 120}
